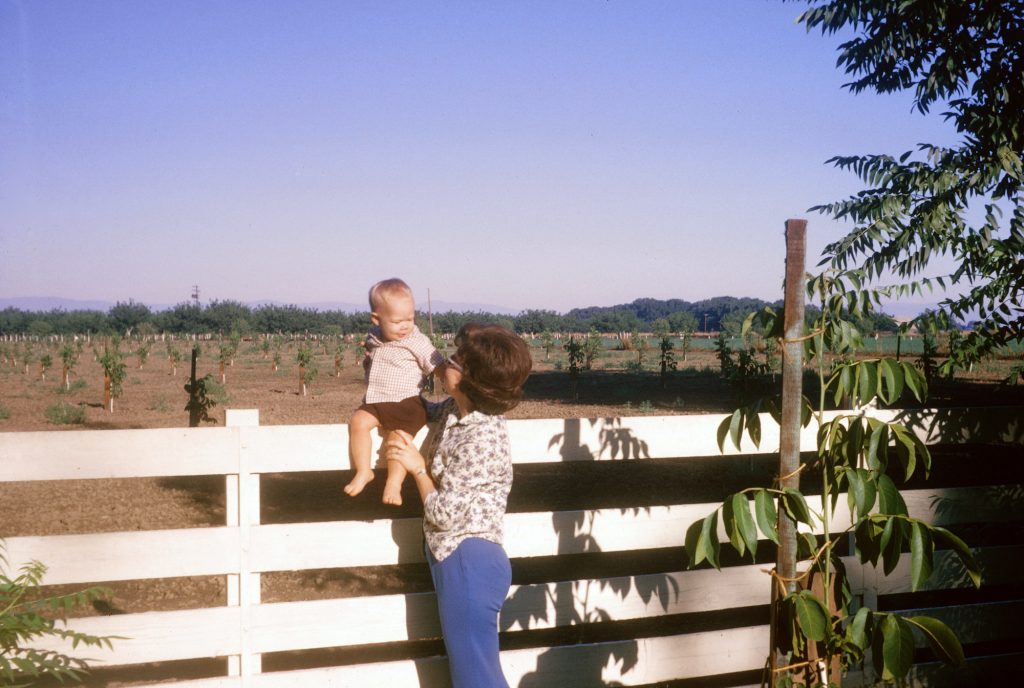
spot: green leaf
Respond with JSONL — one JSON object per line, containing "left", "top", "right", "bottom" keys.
{"left": 754, "top": 489, "right": 780, "bottom": 544}
{"left": 845, "top": 417, "right": 864, "bottom": 467}
{"left": 781, "top": 488, "right": 814, "bottom": 527}
{"left": 731, "top": 492, "right": 758, "bottom": 559}
{"left": 881, "top": 517, "right": 906, "bottom": 576}
{"left": 728, "top": 409, "right": 745, "bottom": 451}
{"left": 846, "top": 606, "right": 872, "bottom": 650}
{"left": 846, "top": 467, "right": 877, "bottom": 519}
{"left": 793, "top": 590, "right": 830, "bottom": 642}
{"left": 835, "top": 364, "right": 852, "bottom": 406}
{"left": 685, "top": 511, "right": 723, "bottom": 570}
{"left": 877, "top": 474, "right": 908, "bottom": 515}
{"left": 746, "top": 410, "right": 762, "bottom": 449}
{"left": 932, "top": 526, "right": 982, "bottom": 588}
{"left": 701, "top": 510, "right": 721, "bottom": 569}
{"left": 716, "top": 415, "right": 731, "bottom": 453}
{"left": 891, "top": 425, "right": 918, "bottom": 481}
{"left": 902, "top": 361, "right": 926, "bottom": 401}
{"left": 740, "top": 311, "right": 756, "bottom": 338}
{"left": 798, "top": 531, "right": 819, "bottom": 559}
{"left": 723, "top": 493, "right": 745, "bottom": 557}
{"left": 906, "top": 615, "right": 966, "bottom": 668}
{"left": 867, "top": 422, "right": 889, "bottom": 472}
{"left": 909, "top": 521, "right": 935, "bottom": 591}
{"left": 878, "top": 614, "right": 915, "bottom": 681}
{"left": 858, "top": 360, "right": 878, "bottom": 404}
{"left": 684, "top": 518, "right": 705, "bottom": 568}
{"left": 879, "top": 358, "right": 904, "bottom": 404}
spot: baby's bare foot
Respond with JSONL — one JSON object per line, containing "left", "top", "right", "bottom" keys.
{"left": 382, "top": 482, "right": 403, "bottom": 506}
{"left": 343, "top": 470, "right": 374, "bottom": 497}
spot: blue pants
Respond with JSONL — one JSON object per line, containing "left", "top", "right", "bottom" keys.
{"left": 427, "top": 538, "right": 511, "bottom": 688}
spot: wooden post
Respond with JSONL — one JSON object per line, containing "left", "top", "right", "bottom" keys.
{"left": 225, "top": 409, "right": 262, "bottom": 677}
{"left": 104, "top": 375, "right": 112, "bottom": 413}
{"left": 775, "top": 218, "right": 807, "bottom": 675}
{"left": 188, "top": 347, "right": 201, "bottom": 428}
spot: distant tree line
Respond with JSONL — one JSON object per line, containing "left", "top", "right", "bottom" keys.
{"left": 0, "top": 296, "right": 899, "bottom": 338}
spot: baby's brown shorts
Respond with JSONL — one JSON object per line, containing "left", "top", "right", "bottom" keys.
{"left": 359, "top": 395, "right": 427, "bottom": 436}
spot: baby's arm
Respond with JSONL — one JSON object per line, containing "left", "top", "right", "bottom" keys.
{"left": 411, "top": 331, "right": 445, "bottom": 375}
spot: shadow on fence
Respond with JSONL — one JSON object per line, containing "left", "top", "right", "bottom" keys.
{"left": 506, "top": 418, "right": 675, "bottom": 687}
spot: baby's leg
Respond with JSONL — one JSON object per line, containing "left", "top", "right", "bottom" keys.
{"left": 344, "top": 409, "right": 379, "bottom": 497}
{"left": 382, "top": 430, "right": 409, "bottom": 506}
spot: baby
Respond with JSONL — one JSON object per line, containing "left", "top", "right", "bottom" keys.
{"left": 343, "top": 278, "right": 444, "bottom": 505}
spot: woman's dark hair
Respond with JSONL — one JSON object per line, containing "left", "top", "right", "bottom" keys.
{"left": 454, "top": 323, "right": 532, "bottom": 415}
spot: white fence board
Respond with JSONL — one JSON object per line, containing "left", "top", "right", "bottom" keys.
{"left": 501, "top": 565, "right": 770, "bottom": 632}
{"left": 2, "top": 407, "right": 1019, "bottom": 482}
{"left": 249, "top": 594, "right": 440, "bottom": 653}
{"left": 10, "top": 486, "right": 1016, "bottom": 584}
{"left": 239, "top": 625, "right": 769, "bottom": 688}
{"left": 4, "top": 527, "right": 239, "bottom": 584}
{"left": 27, "top": 566, "right": 774, "bottom": 665}
{"left": 0, "top": 427, "right": 239, "bottom": 481}
{"left": 38, "top": 607, "right": 240, "bottom": 665}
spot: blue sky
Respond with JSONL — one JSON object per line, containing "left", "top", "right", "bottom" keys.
{"left": 0, "top": 1, "right": 959, "bottom": 315}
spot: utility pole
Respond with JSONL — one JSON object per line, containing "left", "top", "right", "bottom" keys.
{"left": 427, "top": 288, "right": 434, "bottom": 338}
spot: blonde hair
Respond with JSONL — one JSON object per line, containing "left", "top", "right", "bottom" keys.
{"left": 368, "top": 278, "right": 413, "bottom": 312}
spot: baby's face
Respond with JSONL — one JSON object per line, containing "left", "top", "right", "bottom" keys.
{"left": 372, "top": 295, "right": 415, "bottom": 341}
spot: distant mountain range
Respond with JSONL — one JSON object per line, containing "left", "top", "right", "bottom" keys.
{"left": 0, "top": 296, "right": 520, "bottom": 315}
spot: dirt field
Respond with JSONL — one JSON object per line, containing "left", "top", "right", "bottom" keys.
{"left": 0, "top": 337, "right": 737, "bottom": 432}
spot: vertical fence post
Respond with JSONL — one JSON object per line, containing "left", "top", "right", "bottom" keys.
{"left": 226, "top": 409, "right": 262, "bottom": 680}
{"left": 775, "top": 219, "right": 807, "bottom": 674}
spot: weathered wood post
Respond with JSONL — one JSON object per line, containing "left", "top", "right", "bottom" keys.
{"left": 774, "top": 218, "right": 806, "bottom": 676}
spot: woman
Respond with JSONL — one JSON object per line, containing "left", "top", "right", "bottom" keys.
{"left": 384, "top": 323, "right": 532, "bottom": 688}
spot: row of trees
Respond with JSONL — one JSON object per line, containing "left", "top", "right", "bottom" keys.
{"left": 0, "top": 296, "right": 900, "bottom": 338}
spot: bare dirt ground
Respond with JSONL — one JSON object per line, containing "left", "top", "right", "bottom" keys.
{"left": 0, "top": 340, "right": 734, "bottom": 432}
{"left": 2, "top": 339, "right": 1022, "bottom": 685}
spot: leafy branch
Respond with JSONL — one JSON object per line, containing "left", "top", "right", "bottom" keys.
{"left": 1, "top": 541, "right": 118, "bottom": 687}
{"left": 686, "top": 274, "right": 982, "bottom": 685}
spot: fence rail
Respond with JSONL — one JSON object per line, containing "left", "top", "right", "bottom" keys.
{"left": 2, "top": 406, "right": 1022, "bottom": 687}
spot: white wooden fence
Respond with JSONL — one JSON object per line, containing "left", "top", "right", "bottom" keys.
{"left": 2, "top": 407, "right": 1022, "bottom": 687}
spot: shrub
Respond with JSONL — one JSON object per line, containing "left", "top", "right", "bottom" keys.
{"left": 204, "top": 378, "right": 230, "bottom": 406}
{"left": 44, "top": 402, "right": 85, "bottom": 425}
{"left": 0, "top": 404, "right": 10, "bottom": 421}
{"left": 184, "top": 372, "right": 218, "bottom": 426}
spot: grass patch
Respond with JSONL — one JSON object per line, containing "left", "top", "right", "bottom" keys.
{"left": 148, "top": 394, "right": 172, "bottom": 413}
{"left": 56, "top": 379, "right": 88, "bottom": 395}
{"left": 45, "top": 402, "right": 86, "bottom": 425}
{"left": 0, "top": 404, "right": 11, "bottom": 421}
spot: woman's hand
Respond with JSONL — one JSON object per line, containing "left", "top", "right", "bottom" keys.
{"left": 384, "top": 430, "right": 426, "bottom": 474}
